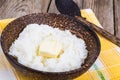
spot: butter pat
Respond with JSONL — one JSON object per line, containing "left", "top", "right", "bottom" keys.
{"left": 38, "top": 40, "right": 62, "bottom": 58}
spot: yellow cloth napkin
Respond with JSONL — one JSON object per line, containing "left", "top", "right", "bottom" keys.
{"left": 0, "top": 9, "right": 120, "bottom": 80}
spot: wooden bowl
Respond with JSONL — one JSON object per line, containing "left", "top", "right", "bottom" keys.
{"left": 1, "top": 13, "right": 100, "bottom": 80}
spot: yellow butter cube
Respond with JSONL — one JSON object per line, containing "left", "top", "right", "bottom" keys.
{"left": 38, "top": 40, "right": 62, "bottom": 58}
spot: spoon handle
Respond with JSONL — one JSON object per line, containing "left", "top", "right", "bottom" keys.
{"left": 76, "top": 16, "right": 120, "bottom": 47}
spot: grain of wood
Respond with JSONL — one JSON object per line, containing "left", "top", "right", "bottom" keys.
{"left": 0, "top": 0, "right": 6, "bottom": 8}
{"left": 114, "top": 0, "right": 120, "bottom": 38}
{"left": 48, "top": 0, "right": 60, "bottom": 14}
{"left": 73, "top": 0, "right": 83, "bottom": 8}
{"left": 82, "top": 0, "right": 114, "bottom": 35}
{"left": 0, "top": 0, "right": 50, "bottom": 19}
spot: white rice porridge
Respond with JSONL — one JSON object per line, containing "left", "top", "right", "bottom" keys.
{"left": 9, "top": 24, "right": 88, "bottom": 72}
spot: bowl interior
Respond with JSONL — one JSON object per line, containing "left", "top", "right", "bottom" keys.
{"left": 1, "top": 13, "right": 100, "bottom": 76}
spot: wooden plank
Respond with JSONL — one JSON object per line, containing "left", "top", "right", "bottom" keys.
{"left": 82, "top": 0, "right": 114, "bottom": 35}
{"left": 114, "top": 0, "right": 120, "bottom": 38}
{"left": 73, "top": 0, "right": 83, "bottom": 8}
{"left": 48, "top": 0, "right": 60, "bottom": 14}
{"left": 0, "top": 0, "right": 50, "bottom": 19}
{"left": 0, "top": 0, "right": 5, "bottom": 8}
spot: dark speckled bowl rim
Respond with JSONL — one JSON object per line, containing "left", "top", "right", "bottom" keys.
{"left": 1, "top": 13, "right": 101, "bottom": 75}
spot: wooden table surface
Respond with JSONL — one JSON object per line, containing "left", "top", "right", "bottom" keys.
{"left": 0, "top": 0, "right": 120, "bottom": 38}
